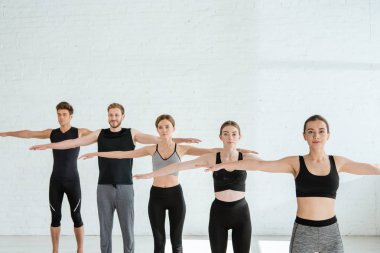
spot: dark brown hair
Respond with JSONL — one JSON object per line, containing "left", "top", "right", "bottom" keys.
{"left": 107, "top": 103, "right": 125, "bottom": 115}
{"left": 155, "top": 114, "right": 175, "bottom": 128}
{"left": 303, "top": 115, "right": 330, "bottom": 133}
{"left": 56, "top": 101, "right": 74, "bottom": 115}
{"left": 219, "top": 120, "right": 241, "bottom": 136}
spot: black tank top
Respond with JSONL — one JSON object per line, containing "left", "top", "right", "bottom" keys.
{"left": 213, "top": 152, "right": 246, "bottom": 192}
{"left": 97, "top": 128, "right": 135, "bottom": 185}
{"left": 295, "top": 156, "right": 339, "bottom": 199}
{"left": 50, "top": 127, "right": 80, "bottom": 181}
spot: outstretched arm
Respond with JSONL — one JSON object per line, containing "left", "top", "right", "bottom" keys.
{"left": 131, "top": 128, "right": 201, "bottom": 145}
{"left": 134, "top": 153, "right": 215, "bottom": 179}
{"left": 182, "top": 146, "right": 258, "bottom": 157}
{"left": 30, "top": 129, "right": 101, "bottom": 150}
{"left": 172, "top": 137, "right": 202, "bottom": 144}
{"left": 79, "top": 146, "right": 152, "bottom": 160}
{"left": 335, "top": 156, "right": 380, "bottom": 175}
{"left": 202, "top": 156, "right": 297, "bottom": 175}
{"left": 0, "top": 129, "right": 52, "bottom": 139}
{"left": 132, "top": 128, "right": 161, "bottom": 144}
{"left": 182, "top": 145, "right": 220, "bottom": 156}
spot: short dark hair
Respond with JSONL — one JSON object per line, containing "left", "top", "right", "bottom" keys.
{"left": 56, "top": 101, "right": 74, "bottom": 115}
{"left": 303, "top": 115, "right": 330, "bottom": 133}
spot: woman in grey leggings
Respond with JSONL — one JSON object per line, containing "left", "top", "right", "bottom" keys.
{"left": 201, "top": 115, "right": 380, "bottom": 253}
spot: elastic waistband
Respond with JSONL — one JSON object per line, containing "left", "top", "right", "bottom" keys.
{"left": 151, "top": 184, "right": 182, "bottom": 192}
{"left": 213, "top": 197, "right": 247, "bottom": 207}
{"left": 295, "top": 216, "right": 337, "bottom": 227}
{"left": 97, "top": 184, "right": 134, "bottom": 189}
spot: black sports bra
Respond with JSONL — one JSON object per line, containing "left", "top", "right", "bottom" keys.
{"left": 295, "top": 156, "right": 339, "bottom": 199}
{"left": 213, "top": 152, "right": 246, "bottom": 192}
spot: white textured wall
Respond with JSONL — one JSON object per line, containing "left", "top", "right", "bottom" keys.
{"left": 0, "top": 0, "right": 379, "bottom": 236}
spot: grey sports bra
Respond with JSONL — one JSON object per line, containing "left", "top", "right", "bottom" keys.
{"left": 152, "top": 144, "right": 181, "bottom": 176}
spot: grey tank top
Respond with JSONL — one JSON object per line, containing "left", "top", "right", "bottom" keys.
{"left": 152, "top": 144, "right": 181, "bottom": 176}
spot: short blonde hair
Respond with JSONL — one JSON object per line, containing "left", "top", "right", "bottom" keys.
{"left": 107, "top": 103, "right": 125, "bottom": 115}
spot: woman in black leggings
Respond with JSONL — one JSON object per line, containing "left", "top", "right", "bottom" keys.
{"left": 135, "top": 120, "right": 260, "bottom": 253}
{"left": 80, "top": 115, "right": 255, "bottom": 253}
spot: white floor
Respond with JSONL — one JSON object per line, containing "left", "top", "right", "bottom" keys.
{"left": 0, "top": 235, "right": 379, "bottom": 253}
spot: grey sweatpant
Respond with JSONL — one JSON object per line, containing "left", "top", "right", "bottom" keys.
{"left": 97, "top": 184, "right": 134, "bottom": 253}
{"left": 289, "top": 221, "right": 344, "bottom": 253}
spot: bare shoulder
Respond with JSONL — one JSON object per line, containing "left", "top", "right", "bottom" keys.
{"left": 283, "top": 155, "right": 299, "bottom": 166}
{"left": 91, "top": 129, "right": 102, "bottom": 136}
{"left": 80, "top": 129, "right": 102, "bottom": 140}
{"left": 331, "top": 155, "right": 349, "bottom": 168}
{"left": 78, "top": 128, "right": 93, "bottom": 137}
{"left": 44, "top": 128, "right": 53, "bottom": 134}
{"left": 176, "top": 144, "right": 191, "bottom": 153}
{"left": 144, "top": 145, "right": 157, "bottom": 155}
{"left": 264, "top": 156, "right": 299, "bottom": 175}
{"left": 130, "top": 128, "right": 140, "bottom": 136}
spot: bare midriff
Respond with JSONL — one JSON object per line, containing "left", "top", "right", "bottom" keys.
{"left": 215, "top": 190, "right": 245, "bottom": 202}
{"left": 297, "top": 197, "right": 336, "bottom": 220}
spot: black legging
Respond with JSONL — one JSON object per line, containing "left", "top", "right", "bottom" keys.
{"left": 209, "top": 198, "right": 251, "bottom": 253}
{"left": 49, "top": 178, "right": 83, "bottom": 228}
{"left": 148, "top": 184, "right": 186, "bottom": 253}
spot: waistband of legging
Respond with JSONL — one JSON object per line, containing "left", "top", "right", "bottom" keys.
{"left": 213, "top": 197, "right": 247, "bottom": 207}
{"left": 151, "top": 184, "right": 182, "bottom": 192}
{"left": 295, "top": 216, "right": 337, "bottom": 227}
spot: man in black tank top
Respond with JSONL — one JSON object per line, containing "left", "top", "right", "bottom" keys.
{"left": 0, "top": 102, "right": 92, "bottom": 253}
{"left": 30, "top": 103, "right": 199, "bottom": 253}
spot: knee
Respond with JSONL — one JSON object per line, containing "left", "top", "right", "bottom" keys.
{"left": 154, "top": 238, "right": 166, "bottom": 251}
{"left": 171, "top": 243, "right": 183, "bottom": 253}
{"left": 170, "top": 232, "right": 182, "bottom": 245}
{"left": 71, "top": 211, "right": 83, "bottom": 228}
{"left": 51, "top": 212, "right": 62, "bottom": 227}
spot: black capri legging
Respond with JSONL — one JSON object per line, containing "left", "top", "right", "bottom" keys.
{"left": 209, "top": 198, "right": 252, "bottom": 253}
{"left": 148, "top": 184, "right": 186, "bottom": 253}
{"left": 49, "top": 178, "right": 83, "bottom": 228}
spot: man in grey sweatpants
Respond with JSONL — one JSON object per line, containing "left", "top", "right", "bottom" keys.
{"left": 97, "top": 184, "right": 135, "bottom": 252}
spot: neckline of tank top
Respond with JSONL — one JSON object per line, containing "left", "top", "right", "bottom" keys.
{"left": 103, "top": 128, "right": 128, "bottom": 134}
{"left": 301, "top": 155, "right": 333, "bottom": 177}
{"left": 58, "top": 126, "right": 73, "bottom": 134}
{"left": 155, "top": 145, "right": 178, "bottom": 160}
